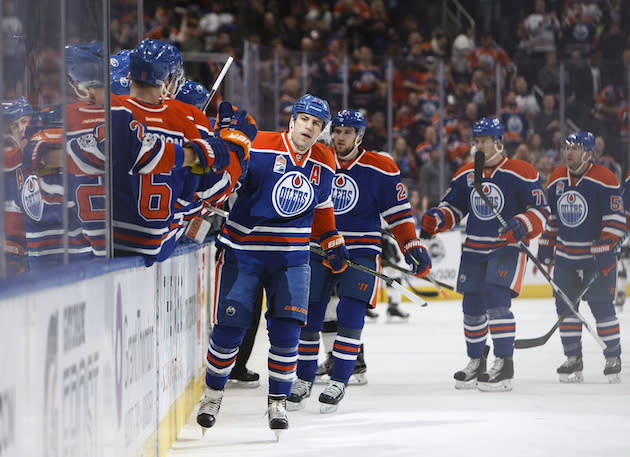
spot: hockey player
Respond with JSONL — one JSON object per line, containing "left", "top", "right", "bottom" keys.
{"left": 2, "top": 96, "right": 32, "bottom": 275}
{"left": 287, "top": 109, "right": 431, "bottom": 413}
{"left": 421, "top": 117, "right": 549, "bottom": 392}
{"left": 196, "top": 94, "right": 348, "bottom": 433}
{"left": 538, "top": 131, "right": 624, "bottom": 383}
{"left": 103, "top": 38, "right": 253, "bottom": 265}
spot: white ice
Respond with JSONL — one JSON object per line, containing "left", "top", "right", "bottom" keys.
{"left": 168, "top": 297, "right": 630, "bottom": 457}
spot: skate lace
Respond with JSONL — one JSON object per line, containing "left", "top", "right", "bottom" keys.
{"left": 463, "top": 358, "right": 481, "bottom": 374}
{"left": 486, "top": 358, "right": 504, "bottom": 376}
{"left": 198, "top": 392, "right": 223, "bottom": 416}
{"left": 322, "top": 380, "right": 345, "bottom": 398}
{"left": 267, "top": 398, "right": 287, "bottom": 420}
{"left": 605, "top": 357, "right": 620, "bottom": 368}
{"left": 560, "top": 356, "right": 579, "bottom": 369}
{"left": 292, "top": 379, "right": 312, "bottom": 397}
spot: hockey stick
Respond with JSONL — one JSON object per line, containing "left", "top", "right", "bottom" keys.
{"left": 310, "top": 246, "right": 428, "bottom": 307}
{"left": 205, "top": 205, "right": 428, "bottom": 307}
{"left": 473, "top": 149, "right": 607, "bottom": 350}
{"left": 403, "top": 276, "right": 439, "bottom": 297}
{"left": 381, "top": 259, "right": 455, "bottom": 294}
{"left": 514, "top": 230, "right": 630, "bottom": 349}
{"left": 202, "top": 56, "right": 234, "bottom": 115}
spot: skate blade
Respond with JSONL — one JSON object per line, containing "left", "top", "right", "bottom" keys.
{"left": 226, "top": 379, "right": 261, "bottom": 389}
{"left": 348, "top": 373, "right": 367, "bottom": 385}
{"left": 286, "top": 400, "right": 306, "bottom": 412}
{"left": 320, "top": 403, "right": 338, "bottom": 414}
{"left": 607, "top": 373, "right": 621, "bottom": 384}
{"left": 200, "top": 426, "right": 209, "bottom": 437}
{"left": 272, "top": 430, "right": 285, "bottom": 442}
{"left": 314, "top": 374, "right": 331, "bottom": 385}
{"left": 454, "top": 379, "right": 478, "bottom": 390}
{"left": 477, "top": 379, "right": 512, "bottom": 392}
{"left": 559, "top": 372, "right": 584, "bottom": 383}
{"left": 386, "top": 315, "right": 410, "bottom": 323}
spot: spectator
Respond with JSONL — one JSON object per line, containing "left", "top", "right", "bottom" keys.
{"left": 349, "top": 45, "right": 384, "bottom": 110}
{"left": 200, "top": 2, "right": 235, "bottom": 37}
{"left": 146, "top": 4, "right": 178, "bottom": 42}
{"left": 391, "top": 136, "right": 417, "bottom": 182}
{"left": 462, "top": 101, "right": 479, "bottom": 127}
{"left": 452, "top": 75, "right": 472, "bottom": 119}
{"left": 561, "top": 2, "right": 598, "bottom": 57}
{"left": 392, "top": 60, "right": 425, "bottom": 105}
{"left": 512, "top": 143, "right": 534, "bottom": 164}
{"left": 175, "top": 5, "right": 205, "bottom": 82}
{"left": 466, "top": 30, "right": 511, "bottom": 82}
{"left": 523, "top": 0, "right": 561, "bottom": 60}
{"left": 527, "top": 132, "right": 546, "bottom": 162}
{"left": 514, "top": 75, "right": 540, "bottom": 117}
{"left": 422, "top": 28, "right": 450, "bottom": 60}
{"left": 363, "top": 111, "right": 387, "bottom": 151}
{"left": 419, "top": 146, "right": 451, "bottom": 214}
{"left": 566, "top": 49, "right": 595, "bottom": 128}
{"left": 594, "top": 135, "right": 622, "bottom": 182}
{"left": 500, "top": 91, "right": 529, "bottom": 154}
{"left": 537, "top": 50, "right": 562, "bottom": 95}
{"left": 451, "top": 23, "right": 475, "bottom": 77}
{"left": 415, "top": 125, "right": 439, "bottom": 165}
{"left": 533, "top": 92, "right": 560, "bottom": 150}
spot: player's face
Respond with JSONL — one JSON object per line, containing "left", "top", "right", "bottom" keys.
{"left": 471, "top": 135, "right": 498, "bottom": 159}
{"left": 564, "top": 142, "right": 589, "bottom": 172}
{"left": 290, "top": 113, "right": 324, "bottom": 151}
{"left": 9, "top": 116, "right": 31, "bottom": 148}
{"left": 331, "top": 126, "right": 356, "bottom": 157}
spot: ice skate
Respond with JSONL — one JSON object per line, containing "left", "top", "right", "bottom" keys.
{"left": 556, "top": 356, "right": 584, "bottom": 383}
{"left": 319, "top": 380, "right": 346, "bottom": 413}
{"left": 477, "top": 357, "right": 514, "bottom": 392}
{"left": 365, "top": 308, "right": 379, "bottom": 319}
{"left": 614, "top": 290, "right": 625, "bottom": 310}
{"left": 314, "top": 351, "right": 333, "bottom": 384}
{"left": 227, "top": 368, "right": 260, "bottom": 388}
{"left": 386, "top": 301, "right": 409, "bottom": 322}
{"left": 604, "top": 356, "right": 622, "bottom": 383}
{"left": 267, "top": 394, "right": 289, "bottom": 440}
{"left": 287, "top": 378, "right": 312, "bottom": 411}
{"left": 197, "top": 387, "right": 223, "bottom": 433}
{"left": 348, "top": 344, "right": 368, "bottom": 385}
{"left": 453, "top": 345, "right": 489, "bottom": 389}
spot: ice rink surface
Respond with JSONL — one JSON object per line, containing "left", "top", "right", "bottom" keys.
{"left": 168, "top": 297, "right": 630, "bottom": 457}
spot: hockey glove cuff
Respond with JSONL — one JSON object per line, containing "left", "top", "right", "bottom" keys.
{"left": 591, "top": 240, "right": 617, "bottom": 277}
{"left": 498, "top": 217, "right": 528, "bottom": 244}
{"left": 186, "top": 136, "right": 230, "bottom": 174}
{"left": 320, "top": 230, "right": 349, "bottom": 274}
{"left": 421, "top": 208, "right": 446, "bottom": 238}
{"left": 403, "top": 239, "right": 432, "bottom": 277}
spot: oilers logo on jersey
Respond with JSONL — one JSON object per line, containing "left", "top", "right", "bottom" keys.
{"left": 272, "top": 171, "right": 315, "bottom": 217}
{"left": 470, "top": 183, "right": 504, "bottom": 220}
{"left": 21, "top": 175, "right": 44, "bottom": 222}
{"left": 331, "top": 174, "right": 359, "bottom": 215}
{"left": 557, "top": 191, "right": 588, "bottom": 227}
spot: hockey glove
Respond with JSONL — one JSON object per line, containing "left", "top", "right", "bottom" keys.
{"left": 537, "top": 244, "right": 555, "bottom": 266}
{"left": 217, "top": 101, "right": 258, "bottom": 166}
{"left": 591, "top": 239, "right": 617, "bottom": 277}
{"left": 320, "top": 230, "right": 349, "bottom": 274}
{"left": 403, "top": 239, "right": 431, "bottom": 277}
{"left": 498, "top": 217, "right": 528, "bottom": 245}
{"left": 186, "top": 136, "right": 231, "bottom": 174}
{"left": 420, "top": 208, "right": 446, "bottom": 239}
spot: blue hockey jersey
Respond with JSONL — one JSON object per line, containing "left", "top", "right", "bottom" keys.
{"left": 217, "top": 130, "right": 338, "bottom": 267}
{"left": 540, "top": 163, "right": 625, "bottom": 269}
{"left": 437, "top": 156, "right": 549, "bottom": 257}
{"left": 319, "top": 148, "right": 419, "bottom": 258}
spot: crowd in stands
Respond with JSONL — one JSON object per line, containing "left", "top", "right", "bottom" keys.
{"left": 107, "top": 0, "right": 630, "bottom": 223}
{"left": 5, "top": 0, "right": 630, "bottom": 230}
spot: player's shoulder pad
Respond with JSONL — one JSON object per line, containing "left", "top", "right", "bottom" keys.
{"left": 310, "top": 142, "right": 336, "bottom": 169}
{"left": 358, "top": 149, "right": 400, "bottom": 174}
{"left": 503, "top": 158, "right": 539, "bottom": 180}
{"left": 587, "top": 163, "right": 620, "bottom": 187}
{"left": 251, "top": 130, "right": 283, "bottom": 150}
{"left": 548, "top": 166, "right": 567, "bottom": 185}
{"left": 452, "top": 161, "right": 474, "bottom": 180}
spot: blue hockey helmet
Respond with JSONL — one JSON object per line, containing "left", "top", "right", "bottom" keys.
{"left": 472, "top": 117, "right": 504, "bottom": 142}
{"left": 65, "top": 42, "right": 105, "bottom": 87}
{"left": 2, "top": 96, "right": 33, "bottom": 122}
{"left": 291, "top": 94, "right": 331, "bottom": 126}
{"left": 129, "top": 39, "right": 185, "bottom": 97}
{"left": 566, "top": 131, "right": 595, "bottom": 153}
{"left": 331, "top": 109, "right": 367, "bottom": 139}
{"left": 110, "top": 49, "right": 131, "bottom": 95}
{"left": 176, "top": 80, "right": 210, "bottom": 110}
